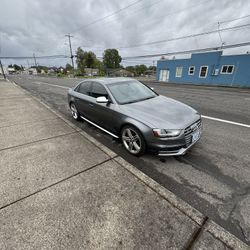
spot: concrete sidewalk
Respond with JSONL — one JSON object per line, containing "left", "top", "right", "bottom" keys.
{"left": 0, "top": 79, "right": 248, "bottom": 249}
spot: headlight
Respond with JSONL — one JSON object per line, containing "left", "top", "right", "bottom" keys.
{"left": 153, "top": 129, "right": 181, "bottom": 138}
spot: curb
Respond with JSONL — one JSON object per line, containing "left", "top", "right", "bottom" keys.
{"left": 11, "top": 80, "right": 249, "bottom": 249}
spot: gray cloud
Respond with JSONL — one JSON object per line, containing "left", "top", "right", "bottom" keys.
{"left": 0, "top": 0, "right": 250, "bottom": 67}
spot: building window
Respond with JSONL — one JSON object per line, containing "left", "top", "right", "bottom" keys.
{"left": 221, "top": 65, "right": 234, "bottom": 74}
{"left": 176, "top": 67, "right": 183, "bottom": 77}
{"left": 189, "top": 66, "right": 195, "bottom": 75}
{"left": 199, "top": 66, "right": 208, "bottom": 78}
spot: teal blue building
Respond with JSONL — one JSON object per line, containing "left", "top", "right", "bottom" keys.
{"left": 156, "top": 51, "right": 250, "bottom": 87}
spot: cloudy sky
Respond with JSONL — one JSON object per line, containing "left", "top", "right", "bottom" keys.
{"left": 0, "top": 0, "right": 250, "bottom": 67}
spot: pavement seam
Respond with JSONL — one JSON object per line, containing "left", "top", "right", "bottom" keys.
{"left": 11, "top": 80, "right": 117, "bottom": 159}
{"left": 113, "top": 156, "right": 204, "bottom": 226}
{"left": 0, "top": 117, "right": 60, "bottom": 129}
{"left": 0, "top": 131, "right": 78, "bottom": 153}
{"left": 185, "top": 216, "right": 209, "bottom": 250}
{"left": 204, "top": 220, "right": 249, "bottom": 250}
{"left": 113, "top": 157, "right": 250, "bottom": 250}
{"left": 0, "top": 157, "right": 114, "bottom": 212}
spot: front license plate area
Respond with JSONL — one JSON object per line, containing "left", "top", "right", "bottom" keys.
{"left": 192, "top": 130, "right": 201, "bottom": 143}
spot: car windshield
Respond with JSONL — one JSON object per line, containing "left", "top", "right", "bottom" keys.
{"left": 107, "top": 80, "right": 157, "bottom": 104}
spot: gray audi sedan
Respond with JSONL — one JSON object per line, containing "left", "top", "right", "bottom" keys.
{"left": 68, "top": 78, "right": 202, "bottom": 156}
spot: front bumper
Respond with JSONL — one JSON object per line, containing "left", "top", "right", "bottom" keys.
{"left": 157, "top": 134, "right": 201, "bottom": 156}
{"left": 146, "top": 119, "right": 202, "bottom": 156}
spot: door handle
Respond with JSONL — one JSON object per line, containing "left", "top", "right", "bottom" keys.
{"left": 88, "top": 103, "right": 94, "bottom": 107}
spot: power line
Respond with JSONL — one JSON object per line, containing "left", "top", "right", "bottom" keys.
{"left": 116, "top": 0, "right": 210, "bottom": 31}
{"left": 75, "top": 0, "right": 210, "bottom": 44}
{"left": 118, "top": 23, "right": 250, "bottom": 49}
{"left": 77, "top": 13, "right": 250, "bottom": 52}
{"left": 74, "top": 2, "right": 248, "bottom": 51}
{"left": 80, "top": 0, "right": 165, "bottom": 31}
{"left": 220, "top": 14, "right": 250, "bottom": 24}
{"left": 122, "top": 41, "right": 250, "bottom": 59}
{"left": 0, "top": 55, "right": 69, "bottom": 60}
{"left": 72, "top": 0, "right": 144, "bottom": 33}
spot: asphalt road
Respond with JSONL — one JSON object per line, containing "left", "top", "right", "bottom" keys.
{"left": 9, "top": 75, "right": 250, "bottom": 245}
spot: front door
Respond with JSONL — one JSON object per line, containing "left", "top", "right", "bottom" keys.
{"left": 89, "top": 82, "right": 117, "bottom": 133}
{"left": 159, "top": 69, "right": 169, "bottom": 82}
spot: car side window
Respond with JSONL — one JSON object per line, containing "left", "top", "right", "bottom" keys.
{"left": 77, "top": 82, "right": 92, "bottom": 96}
{"left": 91, "top": 82, "right": 109, "bottom": 99}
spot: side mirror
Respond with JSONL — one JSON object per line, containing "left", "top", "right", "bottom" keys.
{"left": 96, "top": 96, "right": 108, "bottom": 103}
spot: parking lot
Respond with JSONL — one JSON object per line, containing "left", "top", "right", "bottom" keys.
{"left": 9, "top": 75, "right": 250, "bottom": 244}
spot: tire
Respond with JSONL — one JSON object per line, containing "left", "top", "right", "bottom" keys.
{"left": 70, "top": 103, "right": 81, "bottom": 121}
{"left": 121, "top": 125, "right": 146, "bottom": 156}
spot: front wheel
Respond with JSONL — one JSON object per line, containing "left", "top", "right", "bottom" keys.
{"left": 121, "top": 125, "right": 146, "bottom": 156}
{"left": 70, "top": 103, "right": 81, "bottom": 121}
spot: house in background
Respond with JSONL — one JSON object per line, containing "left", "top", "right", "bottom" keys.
{"left": 113, "top": 68, "right": 134, "bottom": 77}
{"left": 28, "top": 68, "right": 37, "bottom": 75}
{"left": 7, "top": 67, "right": 16, "bottom": 74}
{"left": 84, "top": 68, "right": 99, "bottom": 76}
{"left": 156, "top": 51, "right": 250, "bottom": 87}
{"left": 106, "top": 68, "right": 134, "bottom": 77}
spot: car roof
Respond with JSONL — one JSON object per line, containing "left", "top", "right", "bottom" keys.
{"left": 82, "top": 77, "right": 136, "bottom": 85}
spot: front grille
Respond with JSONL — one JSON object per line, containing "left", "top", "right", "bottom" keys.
{"left": 184, "top": 119, "right": 202, "bottom": 147}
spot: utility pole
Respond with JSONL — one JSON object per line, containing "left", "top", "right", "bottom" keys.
{"left": 33, "top": 53, "right": 38, "bottom": 67}
{"left": 0, "top": 32, "right": 5, "bottom": 79}
{"left": 0, "top": 59, "right": 6, "bottom": 79}
{"left": 153, "top": 60, "right": 156, "bottom": 76}
{"left": 217, "top": 22, "right": 225, "bottom": 49}
{"left": 65, "top": 34, "right": 75, "bottom": 70}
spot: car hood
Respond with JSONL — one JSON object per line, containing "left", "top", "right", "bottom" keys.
{"left": 119, "top": 95, "right": 200, "bottom": 129}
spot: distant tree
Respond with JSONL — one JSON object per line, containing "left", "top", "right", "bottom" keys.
{"left": 148, "top": 66, "right": 156, "bottom": 72}
{"left": 125, "top": 66, "right": 135, "bottom": 73}
{"left": 35, "top": 65, "right": 49, "bottom": 74}
{"left": 65, "top": 63, "right": 73, "bottom": 72}
{"left": 84, "top": 51, "right": 96, "bottom": 68}
{"left": 43, "top": 66, "right": 48, "bottom": 74}
{"left": 103, "top": 49, "right": 122, "bottom": 69}
{"left": 94, "top": 60, "right": 105, "bottom": 76}
{"left": 12, "top": 64, "right": 21, "bottom": 71}
{"left": 135, "top": 64, "right": 147, "bottom": 75}
{"left": 76, "top": 47, "right": 85, "bottom": 74}
{"left": 76, "top": 47, "right": 97, "bottom": 74}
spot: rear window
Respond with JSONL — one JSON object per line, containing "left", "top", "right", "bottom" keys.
{"left": 76, "top": 82, "right": 92, "bottom": 96}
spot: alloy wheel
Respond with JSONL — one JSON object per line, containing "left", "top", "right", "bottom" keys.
{"left": 122, "top": 127, "right": 142, "bottom": 154}
{"left": 70, "top": 103, "right": 79, "bottom": 120}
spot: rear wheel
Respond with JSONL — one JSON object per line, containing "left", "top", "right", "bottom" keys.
{"left": 121, "top": 125, "right": 146, "bottom": 156}
{"left": 70, "top": 103, "right": 80, "bottom": 121}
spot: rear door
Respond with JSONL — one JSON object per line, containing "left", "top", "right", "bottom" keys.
{"left": 74, "top": 81, "right": 93, "bottom": 119}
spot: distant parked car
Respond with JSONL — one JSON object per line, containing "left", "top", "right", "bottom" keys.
{"left": 68, "top": 78, "right": 202, "bottom": 156}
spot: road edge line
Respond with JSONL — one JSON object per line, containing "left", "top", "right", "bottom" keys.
{"left": 201, "top": 115, "right": 250, "bottom": 128}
